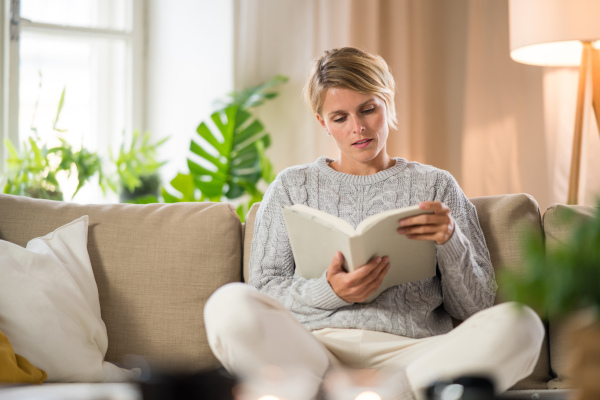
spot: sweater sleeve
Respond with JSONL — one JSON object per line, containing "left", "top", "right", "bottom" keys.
{"left": 434, "top": 171, "right": 498, "bottom": 321}
{"left": 248, "top": 172, "right": 351, "bottom": 318}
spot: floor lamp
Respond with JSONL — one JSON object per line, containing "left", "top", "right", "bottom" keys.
{"left": 509, "top": 0, "right": 600, "bottom": 205}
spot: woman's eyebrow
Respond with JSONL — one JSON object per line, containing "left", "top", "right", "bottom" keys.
{"left": 327, "top": 99, "right": 375, "bottom": 117}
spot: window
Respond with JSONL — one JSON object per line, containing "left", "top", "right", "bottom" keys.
{"left": 2, "top": 0, "right": 143, "bottom": 202}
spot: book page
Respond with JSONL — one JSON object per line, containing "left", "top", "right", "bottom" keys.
{"left": 356, "top": 205, "right": 430, "bottom": 234}
{"left": 286, "top": 204, "right": 356, "bottom": 236}
{"left": 282, "top": 207, "right": 355, "bottom": 279}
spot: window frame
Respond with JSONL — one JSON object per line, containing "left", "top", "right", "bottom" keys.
{"left": 0, "top": 0, "right": 145, "bottom": 175}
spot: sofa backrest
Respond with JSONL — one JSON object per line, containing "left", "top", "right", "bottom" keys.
{"left": 542, "top": 203, "right": 597, "bottom": 389}
{"left": 469, "top": 194, "right": 551, "bottom": 389}
{"left": 0, "top": 194, "right": 243, "bottom": 372}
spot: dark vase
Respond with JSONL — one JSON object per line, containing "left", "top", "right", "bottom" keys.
{"left": 25, "top": 186, "right": 64, "bottom": 201}
{"left": 119, "top": 173, "right": 160, "bottom": 203}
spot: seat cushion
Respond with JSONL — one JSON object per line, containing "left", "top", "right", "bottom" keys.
{"left": 0, "top": 194, "right": 243, "bottom": 372}
{"left": 543, "top": 204, "right": 597, "bottom": 389}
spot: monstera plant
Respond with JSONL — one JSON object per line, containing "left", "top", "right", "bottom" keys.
{"left": 163, "top": 75, "right": 286, "bottom": 220}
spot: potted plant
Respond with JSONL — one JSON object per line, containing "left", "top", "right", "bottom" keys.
{"left": 111, "top": 130, "right": 169, "bottom": 203}
{"left": 163, "top": 75, "right": 286, "bottom": 221}
{"left": 2, "top": 88, "right": 110, "bottom": 201}
{"left": 500, "top": 200, "right": 600, "bottom": 400}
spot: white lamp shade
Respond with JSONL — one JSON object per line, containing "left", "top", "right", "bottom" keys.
{"left": 509, "top": 0, "right": 600, "bottom": 66}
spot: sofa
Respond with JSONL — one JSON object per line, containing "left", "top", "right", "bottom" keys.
{"left": 0, "top": 192, "right": 593, "bottom": 399}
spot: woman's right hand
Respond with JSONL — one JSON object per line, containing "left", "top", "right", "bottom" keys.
{"left": 326, "top": 252, "right": 390, "bottom": 303}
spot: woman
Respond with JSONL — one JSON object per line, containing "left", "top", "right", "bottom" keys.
{"left": 205, "top": 47, "right": 543, "bottom": 399}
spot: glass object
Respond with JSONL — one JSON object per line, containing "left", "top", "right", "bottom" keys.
{"left": 240, "top": 365, "right": 317, "bottom": 400}
{"left": 324, "top": 368, "right": 406, "bottom": 400}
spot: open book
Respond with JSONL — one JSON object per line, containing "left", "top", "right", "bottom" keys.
{"left": 282, "top": 204, "right": 437, "bottom": 303}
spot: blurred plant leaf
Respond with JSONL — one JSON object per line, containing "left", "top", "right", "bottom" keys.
{"left": 213, "top": 75, "right": 289, "bottom": 109}
{"left": 499, "top": 202, "right": 600, "bottom": 320}
{"left": 112, "top": 130, "right": 169, "bottom": 193}
{"left": 52, "top": 87, "right": 67, "bottom": 132}
{"left": 162, "top": 172, "right": 199, "bottom": 203}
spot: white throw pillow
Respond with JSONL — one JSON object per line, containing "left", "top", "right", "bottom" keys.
{"left": 0, "top": 216, "right": 140, "bottom": 382}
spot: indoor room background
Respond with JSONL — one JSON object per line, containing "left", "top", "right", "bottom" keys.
{"left": 1, "top": 0, "right": 599, "bottom": 213}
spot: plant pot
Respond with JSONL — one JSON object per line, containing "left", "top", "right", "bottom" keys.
{"left": 119, "top": 174, "right": 160, "bottom": 203}
{"left": 25, "top": 186, "right": 63, "bottom": 201}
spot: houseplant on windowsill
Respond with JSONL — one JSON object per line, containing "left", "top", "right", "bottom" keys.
{"left": 500, "top": 200, "right": 600, "bottom": 400}
{"left": 111, "top": 130, "right": 169, "bottom": 204}
{"left": 2, "top": 88, "right": 110, "bottom": 201}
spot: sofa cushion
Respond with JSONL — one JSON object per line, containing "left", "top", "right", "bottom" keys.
{"left": 542, "top": 204, "right": 597, "bottom": 389}
{"left": 470, "top": 193, "right": 550, "bottom": 389}
{"left": 0, "top": 194, "right": 243, "bottom": 373}
{"left": 0, "top": 216, "right": 137, "bottom": 382}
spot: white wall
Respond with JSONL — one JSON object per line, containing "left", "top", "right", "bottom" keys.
{"left": 145, "top": 0, "right": 234, "bottom": 186}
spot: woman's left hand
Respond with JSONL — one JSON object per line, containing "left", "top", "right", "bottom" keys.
{"left": 398, "top": 201, "right": 455, "bottom": 245}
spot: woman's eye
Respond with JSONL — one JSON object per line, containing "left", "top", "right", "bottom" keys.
{"left": 362, "top": 107, "right": 375, "bottom": 114}
{"left": 334, "top": 116, "right": 347, "bottom": 123}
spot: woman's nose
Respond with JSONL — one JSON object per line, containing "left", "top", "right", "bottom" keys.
{"left": 351, "top": 116, "right": 365, "bottom": 133}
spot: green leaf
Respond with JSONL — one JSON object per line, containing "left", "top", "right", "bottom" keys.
{"left": 190, "top": 105, "right": 266, "bottom": 200}
{"left": 53, "top": 87, "right": 66, "bottom": 131}
{"left": 175, "top": 75, "right": 285, "bottom": 204}
{"left": 113, "top": 130, "right": 169, "bottom": 193}
{"left": 499, "top": 201, "right": 600, "bottom": 319}
{"left": 216, "top": 75, "right": 289, "bottom": 109}
{"left": 163, "top": 172, "right": 198, "bottom": 203}
{"left": 125, "top": 194, "right": 159, "bottom": 204}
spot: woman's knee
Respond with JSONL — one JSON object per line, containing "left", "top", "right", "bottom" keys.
{"left": 492, "top": 302, "right": 545, "bottom": 355}
{"left": 204, "top": 283, "right": 274, "bottom": 340}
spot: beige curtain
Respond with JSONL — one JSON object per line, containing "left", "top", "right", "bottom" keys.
{"left": 233, "top": 0, "right": 600, "bottom": 211}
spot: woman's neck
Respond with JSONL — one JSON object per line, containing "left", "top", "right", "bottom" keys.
{"left": 329, "top": 153, "right": 394, "bottom": 176}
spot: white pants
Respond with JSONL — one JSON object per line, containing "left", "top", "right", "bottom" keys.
{"left": 204, "top": 283, "right": 544, "bottom": 398}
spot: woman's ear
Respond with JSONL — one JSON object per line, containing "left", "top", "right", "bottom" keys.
{"left": 316, "top": 113, "right": 327, "bottom": 130}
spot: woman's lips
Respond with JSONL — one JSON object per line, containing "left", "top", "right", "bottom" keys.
{"left": 352, "top": 139, "right": 373, "bottom": 148}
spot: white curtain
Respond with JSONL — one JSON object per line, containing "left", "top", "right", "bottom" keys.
{"left": 233, "top": 0, "right": 600, "bottom": 210}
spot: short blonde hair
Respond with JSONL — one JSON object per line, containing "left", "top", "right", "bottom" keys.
{"left": 303, "top": 47, "right": 397, "bottom": 130}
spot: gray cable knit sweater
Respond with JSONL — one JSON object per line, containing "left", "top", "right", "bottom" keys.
{"left": 248, "top": 157, "right": 497, "bottom": 338}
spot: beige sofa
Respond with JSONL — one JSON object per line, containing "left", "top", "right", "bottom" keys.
{"left": 0, "top": 192, "right": 593, "bottom": 398}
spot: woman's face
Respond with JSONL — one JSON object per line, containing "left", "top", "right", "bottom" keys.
{"left": 316, "top": 87, "right": 390, "bottom": 174}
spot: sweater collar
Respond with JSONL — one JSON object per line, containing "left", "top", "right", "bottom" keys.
{"left": 315, "top": 156, "right": 408, "bottom": 185}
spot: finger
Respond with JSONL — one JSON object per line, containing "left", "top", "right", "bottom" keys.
{"left": 327, "top": 252, "right": 345, "bottom": 275}
{"left": 373, "top": 258, "right": 390, "bottom": 283}
{"left": 348, "top": 256, "right": 387, "bottom": 286}
{"left": 350, "top": 256, "right": 382, "bottom": 277}
{"left": 419, "top": 201, "right": 450, "bottom": 213}
{"left": 364, "top": 262, "right": 390, "bottom": 297}
{"left": 399, "top": 213, "right": 450, "bottom": 228}
{"left": 363, "top": 256, "right": 389, "bottom": 287}
{"left": 400, "top": 223, "right": 447, "bottom": 236}
{"left": 407, "top": 225, "right": 454, "bottom": 244}
{"left": 405, "top": 232, "right": 442, "bottom": 242}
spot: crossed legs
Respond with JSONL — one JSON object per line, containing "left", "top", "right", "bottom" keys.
{"left": 204, "top": 283, "right": 544, "bottom": 398}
